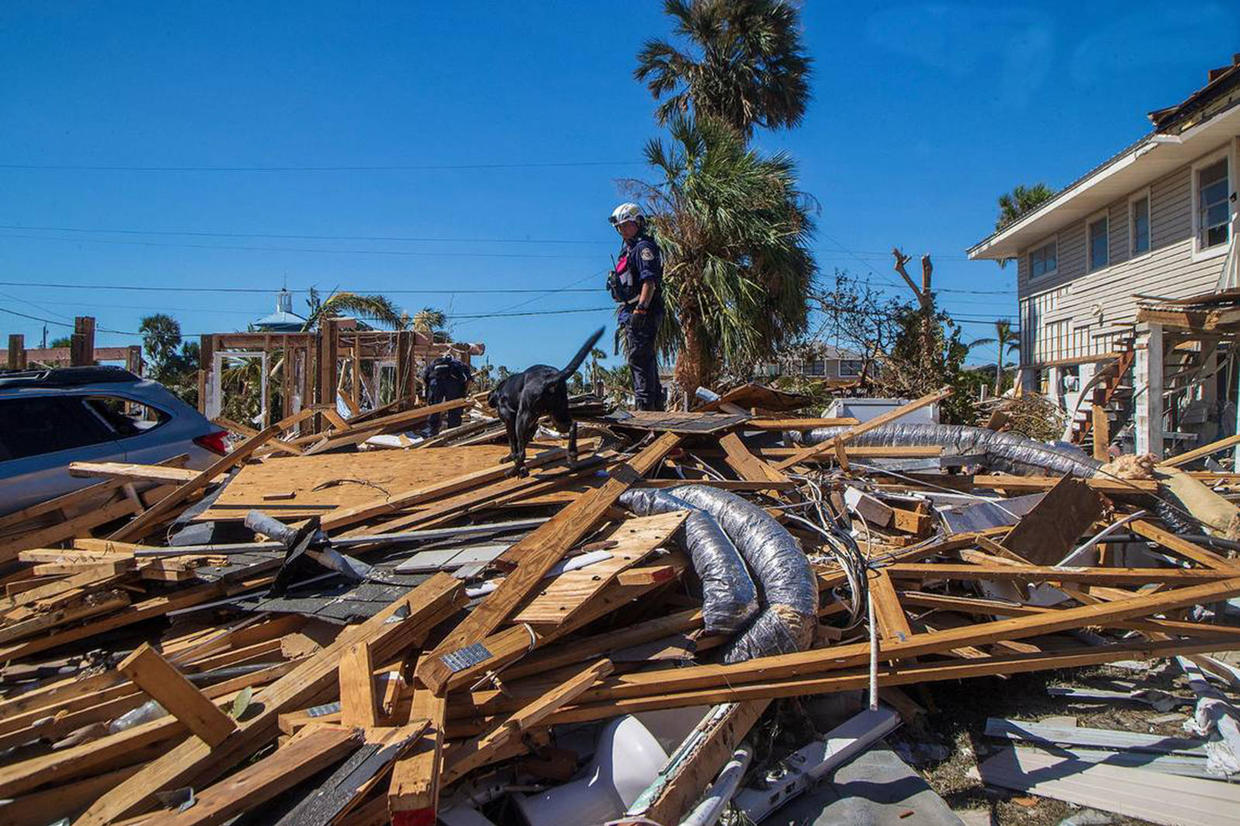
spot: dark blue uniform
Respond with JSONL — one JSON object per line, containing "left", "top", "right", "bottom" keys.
{"left": 610, "top": 231, "right": 665, "bottom": 411}
{"left": 421, "top": 355, "right": 472, "bottom": 435}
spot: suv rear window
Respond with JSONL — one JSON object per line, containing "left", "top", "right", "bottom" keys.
{"left": 83, "top": 396, "right": 170, "bottom": 437}
{"left": 0, "top": 396, "right": 118, "bottom": 461}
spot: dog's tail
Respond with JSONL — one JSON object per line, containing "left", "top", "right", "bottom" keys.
{"left": 556, "top": 327, "right": 605, "bottom": 383}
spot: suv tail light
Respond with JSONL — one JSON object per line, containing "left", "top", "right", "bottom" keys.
{"left": 194, "top": 430, "right": 230, "bottom": 456}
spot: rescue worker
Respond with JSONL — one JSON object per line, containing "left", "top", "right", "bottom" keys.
{"left": 607, "top": 202, "right": 665, "bottom": 411}
{"left": 421, "top": 352, "right": 473, "bottom": 435}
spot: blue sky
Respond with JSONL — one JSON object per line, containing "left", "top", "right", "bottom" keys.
{"left": 1, "top": 1, "right": 1235, "bottom": 370}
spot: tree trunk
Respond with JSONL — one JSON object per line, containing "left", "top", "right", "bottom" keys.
{"left": 674, "top": 312, "right": 712, "bottom": 403}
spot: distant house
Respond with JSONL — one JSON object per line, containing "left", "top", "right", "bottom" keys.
{"left": 757, "top": 342, "right": 867, "bottom": 382}
{"left": 968, "top": 57, "right": 1240, "bottom": 456}
{"left": 252, "top": 289, "right": 307, "bottom": 332}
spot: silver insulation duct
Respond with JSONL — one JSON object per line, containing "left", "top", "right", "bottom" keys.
{"left": 619, "top": 489, "right": 758, "bottom": 635}
{"left": 656, "top": 486, "right": 818, "bottom": 663}
{"left": 791, "top": 423, "right": 1102, "bottom": 478}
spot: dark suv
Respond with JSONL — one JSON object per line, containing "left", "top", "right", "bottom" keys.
{"left": 0, "top": 366, "right": 227, "bottom": 516}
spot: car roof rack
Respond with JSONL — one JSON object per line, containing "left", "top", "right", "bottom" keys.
{"left": 0, "top": 366, "right": 141, "bottom": 389}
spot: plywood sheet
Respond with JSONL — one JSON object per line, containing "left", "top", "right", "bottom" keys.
{"left": 200, "top": 446, "right": 515, "bottom": 520}
{"left": 589, "top": 410, "right": 750, "bottom": 434}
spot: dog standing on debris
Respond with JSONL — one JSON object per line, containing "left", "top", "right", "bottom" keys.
{"left": 489, "top": 327, "right": 604, "bottom": 477}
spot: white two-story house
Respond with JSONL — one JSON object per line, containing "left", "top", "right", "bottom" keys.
{"left": 968, "top": 57, "right": 1240, "bottom": 457}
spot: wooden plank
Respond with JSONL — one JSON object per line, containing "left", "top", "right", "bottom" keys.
{"left": 744, "top": 417, "right": 859, "bottom": 430}
{"left": 1002, "top": 475, "right": 1104, "bottom": 566}
{"left": 415, "top": 432, "right": 682, "bottom": 694}
{"left": 108, "top": 425, "right": 281, "bottom": 542}
{"left": 1160, "top": 432, "right": 1240, "bottom": 468}
{"left": 718, "top": 431, "right": 789, "bottom": 492}
{"left": 869, "top": 569, "right": 912, "bottom": 645}
{"left": 511, "top": 510, "right": 687, "bottom": 626}
{"left": 159, "top": 725, "right": 362, "bottom": 826}
{"left": 339, "top": 641, "right": 381, "bottom": 729}
{"left": 117, "top": 643, "right": 238, "bottom": 747}
{"left": 972, "top": 474, "right": 1158, "bottom": 494}
{"left": 512, "top": 576, "right": 1240, "bottom": 705}
{"left": 388, "top": 686, "right": 447, "bottom": 826}
{"left": 1130, "top": 519, "right": 1240, "bottom": 571}
{"left": 77, "top": 574, "right": 464, "bottom": 825}
{"left": 443, "top": 659, "right": 612, "bottom": 783}
{"left": 69, "top": 461, "right": 200, "bottom": 485}
{"left": 213, "top": 416, "right": 305, "bottom": 456}
{"left": 974, "top": 745, "right": 1240, "bottom": 826}
{"left": 773, "top": 387, "right": 951, "bottom": 470}
{"left": 637, "top": 699, "right": 770, "bottom": 825}
{"left": 885, "top": 563, "right": 1227, "bottom": 585}
{"left": 1091, "top": 404, "right": 1109, "bottom": 461}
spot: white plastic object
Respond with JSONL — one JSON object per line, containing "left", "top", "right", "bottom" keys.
{"left": 513, "top": 715, "right": 669, "bottom": 826}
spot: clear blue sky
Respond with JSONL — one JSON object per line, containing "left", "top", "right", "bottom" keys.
{"left": 1, "top": 1, "right": 1235, "bottom": 369}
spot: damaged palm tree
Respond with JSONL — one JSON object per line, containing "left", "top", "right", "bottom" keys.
{"left": 633, "top": 113, "right": 816, "bottom": 397}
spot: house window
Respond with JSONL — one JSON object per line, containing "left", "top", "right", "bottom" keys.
{"left": 1197, "top": 156, "right": 1230, "bottom": 250}
{"left": 1029, "top": 240, "right": 1057, "bottom": 278}
{"left": 1130, "top": 195, "right": 1150, "bottom": 256}
{"left": 806, "top": 359, "right": 826, "bottom": 377}
{"left": 839, "top": 360, "right": 863, "bottom": 378}
{"left": 1088, "top": 215, "right": 1109, "bottom": 271}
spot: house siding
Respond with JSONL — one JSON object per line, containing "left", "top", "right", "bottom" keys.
{"left": 1018, "top": 142, "right": 1233, "bottom": 367}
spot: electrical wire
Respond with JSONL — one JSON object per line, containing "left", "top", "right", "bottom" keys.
{"left": 0, "top": 224, "right": 610, "bottom": 246}
{"left": 0, "top": 159, "right": 643, "bottom": 172}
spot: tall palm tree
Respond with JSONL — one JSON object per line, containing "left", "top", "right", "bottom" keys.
{"left": 588, "top": 347, "right": 607, "bottom": 391}
{"left": 969, "top": 319, "right": 1020, "bottom": 394}
{"left": 634, "top": 113, "right": 816, "bottom": 396}
{"left": 995, "top": 183, "right": 1055, "bottom": 230}
{"left": 302, "top": 287, "right": 406, "bottom": 332}
{"left": 635, "top": 0, "right": 812, "bottom": 138}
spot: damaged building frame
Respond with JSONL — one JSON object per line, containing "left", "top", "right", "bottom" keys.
{"left": 969, "top": 56, "right": 1240, "bottom": 461}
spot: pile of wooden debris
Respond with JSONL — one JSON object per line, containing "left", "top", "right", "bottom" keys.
{"left": 4, "top": 385, "right": 1240, "bottom": 826}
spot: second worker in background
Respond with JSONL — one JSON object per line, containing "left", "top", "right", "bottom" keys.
{"left": 607, "top": 202, "right": 665, "bottom": 411}
{"left": 421, "top": 352, "right": 473, "bottom": 436}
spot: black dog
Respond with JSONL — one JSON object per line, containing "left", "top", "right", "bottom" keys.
{"left": 489, "top": 327, "right": 605, "bottom": 477}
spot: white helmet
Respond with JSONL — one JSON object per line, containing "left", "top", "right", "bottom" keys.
{"left": 609, "top": 202, "right": 644, "bottom": 226}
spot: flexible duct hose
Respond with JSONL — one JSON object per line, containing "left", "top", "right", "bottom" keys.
{"left": 660, "top": 486, "right": 818, "bottom": 663}
{"left": 619, "top": 489, "right": 759, "bottom": 635}
{"left": 792, "top": 423, "right": 1101, "bottom": 478}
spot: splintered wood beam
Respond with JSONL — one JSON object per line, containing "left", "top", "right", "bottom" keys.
{"left": 718, "top": 431, "right": 789, "bottom": 493}
{"left": 389, "top": 685, "right": 447, "bottom": 826}
{"left": 159, "top": 725, "right": 362, "bottom": 826}
{"left": 339, "top": 641, "right": 381, "bottom": 729}
{"left": 108, "top": 425, "right": 281, "bottom": 542}
{"left": 773, "top": 387, "right": 951, "bottom": 471}
{"left": 415, "top": 432, "right": 682, "bottom": 695}
{"left": 78, "top": 573, "right": 463, "bottom": 825}
{"left": 117, "top": 643, "right": 238, "bottom": 747}
{"left": 465, "top": 576, "right": 1240, "bottom": 708}
{"left": 443, "top": 658, "right": 612, "bottom": 784}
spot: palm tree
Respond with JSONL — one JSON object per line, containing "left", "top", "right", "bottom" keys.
{"left": 302, "top": 287, "right": 406, "bottom": 332}
{"left": 633, "top": 113, "right": 816, "bottom": 396}
{"left": 588, "top": 347, "right": 607, "bottom": 392}
{"left": 412, "top": 307, "right": 449, "bottom": 341}
{"left": 995, "top": 183, "right": 1055, "bottom": 230}
{"left": 635, "top": 0, "right": 812, "bottom": 138}
{"left": 968, "top": 319, "right": 1020, "bottom": 395}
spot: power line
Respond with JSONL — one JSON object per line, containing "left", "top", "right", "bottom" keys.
{"left": 0, "top": 232, "right": 598, "bottom": 259}
{"left": 0, "top": 306, "right": 140, "bottom": 336}
{"left": 0, "top": 159, "right": 643, "bottom": 172}
{"left": 0, "top": 224, "right": 608, "bottom": 246}
{"left": 0, "top": 280, "right": 598, "bottom": 295}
